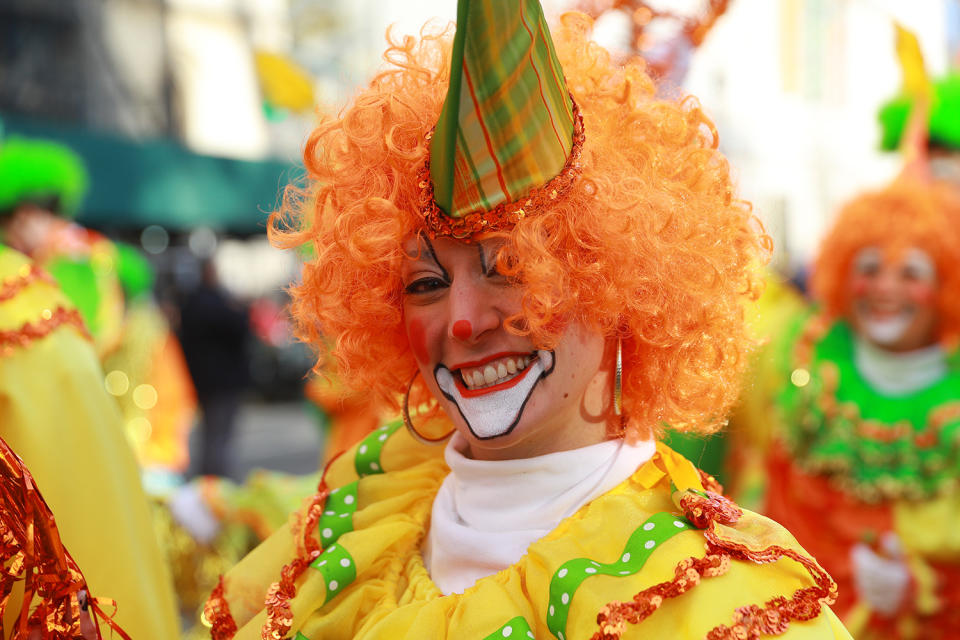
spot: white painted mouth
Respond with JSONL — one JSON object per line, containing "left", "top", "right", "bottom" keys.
{"left": 435, "top": 350, "right": 555, "bottom": 439}
{"left": 855, "top": 304, "right": 915, "bottom": 345}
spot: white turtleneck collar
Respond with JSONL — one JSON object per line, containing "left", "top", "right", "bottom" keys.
{"left": 853, "top": 335, "right": 947, "bottom": 396}
{"left": 423, "top": 431, "right": 656, "bottom": 595}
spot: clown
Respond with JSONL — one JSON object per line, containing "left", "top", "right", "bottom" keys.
{"left": 762, "top": 177, "right": 960, "bottom": 638}
{"left": 0, "top": 134, "right": 197, "bottom": 480}
{"left": 0, "top": 244, "right": 179, "bottom": 638}
{"left": 206, "top": 2, "right": 850, "bottom": 638}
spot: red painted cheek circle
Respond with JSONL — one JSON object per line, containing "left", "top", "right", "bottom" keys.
{"left": 907, "top": 283, "right": 936, "bottom": 306}
{"left": 407, "top": 318, "right": 430, "bottom": 364}
{"left": 452, "top": 320, "right": 473, "bottom": 341}
{"left": 849, "top": 277, "right": 870, "bottom": 297}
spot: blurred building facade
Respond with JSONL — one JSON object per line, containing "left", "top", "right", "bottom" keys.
{"left": 2, "top": 0, "right": 955, "bottom": 273}
{"left": 683, "top": 0, "right": 955, "bottom": 271}
{"left": 0, "top": 0, "right": 176, "bottom": 137}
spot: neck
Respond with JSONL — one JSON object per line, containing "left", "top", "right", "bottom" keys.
{"left": 853, "top": 335, "right": 947, "bottom": 395}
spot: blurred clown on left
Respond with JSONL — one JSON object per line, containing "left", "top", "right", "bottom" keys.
{"left": 0, "top": 132, "right": 181, "bottom": 637}
{"left": 0, "top": 133, "right": 197, "bottom": 484}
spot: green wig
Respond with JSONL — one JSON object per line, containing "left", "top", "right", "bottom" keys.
{"left": 0, "top": 136, "right": 89, "bottom": 216}
{"left": 878, "top": 72, "right": 960, "bottom": 152}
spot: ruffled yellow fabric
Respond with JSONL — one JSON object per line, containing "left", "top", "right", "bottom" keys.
{"left": 217, "top": 425, "right": 850, "bottom": 640}
{"left": 0, "top": 246, "right": 180, "bottom": 640}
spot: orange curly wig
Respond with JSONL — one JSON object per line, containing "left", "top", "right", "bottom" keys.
{"left": 270, "top": 12, "right": 770, "bottom": 439}
{"left": 811, "top": 178, "right": 960, "bottom": 345}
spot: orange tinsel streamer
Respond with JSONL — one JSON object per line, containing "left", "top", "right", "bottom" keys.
{"left": 0, "top": 436, "right": 131, "bottom": 639}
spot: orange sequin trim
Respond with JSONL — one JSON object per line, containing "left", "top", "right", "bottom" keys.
{"left": 679, "top": 490, "right": 743, "bottom": 530}
{"left": 699, "top": 469, "right": 725, "bottom": 495}
{"left": 417, "top": 96, "right": 586, "bottom": 241}
{"left": 595, "top": 487, "right": 837, "bottom": 639}
{"left": 702, "top": 531, "right": 838, "bottom": 640}
{"left": 594, "top": 552, "right": 732, "bottom": 639}
{"left": 0, "top": 263, "right": 54, "bottom": 302}
{"left": 210, "top": 450, "right": 346, "bottom": 640}
{"left": 0, "top": 306, "right": 90, "bottom": 356}
{"left": 205, "top": 576, "right": 238, "bottom": 640}
{"left": 260, "top": 487, "right": 328, "bottom": 639}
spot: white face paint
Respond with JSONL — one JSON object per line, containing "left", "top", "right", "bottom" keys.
{"left": 858, "top": 313, "right": 914, "bottom": 346}
{"left": 849, "top": 246, "right": 938, "bottom": 350}
{"left": 435, "top": 350, "right": 555, "bottom": 439}
{"left": 402, "top": 236, "right": 610, "bottom": 460}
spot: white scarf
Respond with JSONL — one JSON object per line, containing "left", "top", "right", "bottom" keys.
{"left": 423, "top": 432, "right": 656, "bottom": 595}
{"left": 854, "top": 336, "right": 947, "bottom": 395}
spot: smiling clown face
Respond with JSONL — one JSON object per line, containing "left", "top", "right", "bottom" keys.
{"left": 400, "top": 236, "right": 613, "bottom": 460}
{"left": 847, "top": 246, "right": 939, "bottom": 352}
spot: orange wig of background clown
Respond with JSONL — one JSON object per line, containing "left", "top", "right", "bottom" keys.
{"left": 811, "top": 178, "right": 960, "bottom": 345}
{"left": 270, "top": 12, "right": 770, "bottom": 441}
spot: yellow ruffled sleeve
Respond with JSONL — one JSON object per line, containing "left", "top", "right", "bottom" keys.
{"left": 213, "top": 434, "right": 852, "bottom": 640}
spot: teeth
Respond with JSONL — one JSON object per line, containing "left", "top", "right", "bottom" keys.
{"left": 459, "top": 354, "right": 535, "bottom": 390}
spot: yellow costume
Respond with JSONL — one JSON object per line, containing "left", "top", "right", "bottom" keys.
{"left": 210, "top": 422, "right": 849, "bottom": 639}
{"left": 0, "top": 245, "right": 180, "bottom": 639}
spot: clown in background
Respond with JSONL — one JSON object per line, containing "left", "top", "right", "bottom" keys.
{"left": 0, "top": 243, "right": 179, "bottom": 638}
{"left": 726, "top": 25, "right": 960, "bottom": 638}
{"left": 0, "top": 133, "right": 196, "bottom": 486}
{"left": 760, "top": 177, "right": 960, "bottom": 638}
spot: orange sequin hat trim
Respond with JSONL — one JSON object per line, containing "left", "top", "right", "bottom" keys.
{"left": 418, "top": 97, "right": 585, "bottom": 241}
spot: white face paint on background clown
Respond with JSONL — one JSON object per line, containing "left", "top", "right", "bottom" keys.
{"left": 400, "top": 235, "right": 612, "bottom": 461}
{"left": 848, "top": 246, "right": 939, "bottom": 352}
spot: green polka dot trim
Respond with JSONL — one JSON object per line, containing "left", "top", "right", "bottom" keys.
{"left": 483, "top": 615, "right": 535, "bottom": 639}
{"left": 317, "top": 480, "right": 359, "bottom": 547}
{"left": 354, "top": 420, "right": 402, "bottom": 477}
{"left": 309, "top": 542, "right": 357, "bottom": 605}
{"left": 546, "top": 512, "right": 694, "bottom": 640}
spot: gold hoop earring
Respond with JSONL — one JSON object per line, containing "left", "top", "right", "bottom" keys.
{"left": 403, "top": 370, "right": 454, "bottom": 445}
{"left": 614, "top": 337, "right": 623, "bottom": 416}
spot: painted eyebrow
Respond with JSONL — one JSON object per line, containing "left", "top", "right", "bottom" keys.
{"left": 478, "top": 243, "right": 487, "bottom": 274}
{"left": 477, "top": 243, "right": 501, "bottom": 276}
{"left": 422, "top": 236, "right": 451, "bottom": 282}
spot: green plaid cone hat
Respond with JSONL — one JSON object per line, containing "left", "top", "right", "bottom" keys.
{"left": 418, "top": 0, "right": 585, "bottom": 240}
